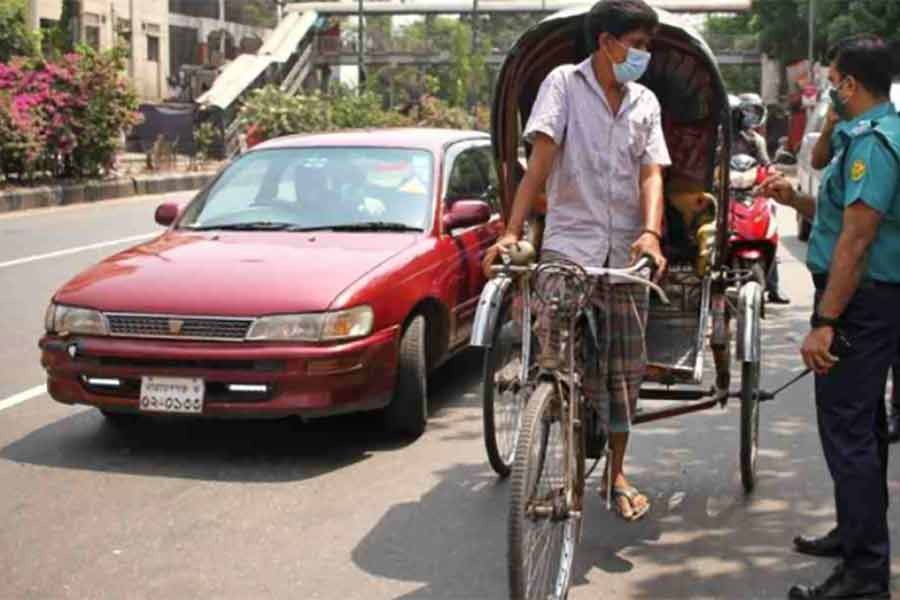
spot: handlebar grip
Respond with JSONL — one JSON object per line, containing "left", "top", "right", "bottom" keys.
{"left": 637, "top": 253, "right": 658, "bottom": 278}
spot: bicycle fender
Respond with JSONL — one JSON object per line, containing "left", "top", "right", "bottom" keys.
{"left": 470, "top": 275, "right": 513, "bottom": 348}
{"left": 736, "top": 281, "right": 763, "bottom": 363}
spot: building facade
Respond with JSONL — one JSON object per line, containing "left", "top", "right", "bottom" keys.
{"left": 27, "top": 0, "right": 273, "bottom": 102}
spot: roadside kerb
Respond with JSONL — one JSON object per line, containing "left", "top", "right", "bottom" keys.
{"left": 0, "top": 171, "right": 218, "bottom": 214}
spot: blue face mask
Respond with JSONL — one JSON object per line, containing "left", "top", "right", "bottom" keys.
{"left": 606, "top": 37, "right": 652, "bottom": 83}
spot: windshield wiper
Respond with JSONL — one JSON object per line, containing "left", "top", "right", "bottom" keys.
{"left": 326, "top": 222, "right": 423, "bottom": 232}
{"left": 183, "top": 221, "right": 297, "bottom": 231}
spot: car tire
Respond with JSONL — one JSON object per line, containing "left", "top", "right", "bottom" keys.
{"left": 384, "top": 315, "right": 428, "bottom": 437}
{"left": 99, "top": 409, "right": 140, "bottom": 428}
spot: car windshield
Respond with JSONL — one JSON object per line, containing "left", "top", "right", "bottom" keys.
{"left": 179, "top": 147, "right": 434, "bottom": 231}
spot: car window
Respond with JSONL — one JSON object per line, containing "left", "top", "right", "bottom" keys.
{"left": 179, "top": 147, "right": 434, "bottom": 230}
{"left": 446, "top": 147, "right": 489, "bottom": 201}
{"left": 476, "top": 145, "right": 501, "bottom": 214}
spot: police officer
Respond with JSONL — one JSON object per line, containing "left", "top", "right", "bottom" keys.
{"left": 810, "top": 93, "right": 900, "bottom": 446}
{"left": 759, "top": 34, "right": 900, "bottom": 599}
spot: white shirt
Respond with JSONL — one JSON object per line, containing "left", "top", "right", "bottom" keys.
{"left": 523, "top": 58, "right": 671, "bottom": 270}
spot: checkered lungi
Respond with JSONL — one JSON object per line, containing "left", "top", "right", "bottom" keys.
{"left": 534, "top": 250, "right": 649, "bottom": 434}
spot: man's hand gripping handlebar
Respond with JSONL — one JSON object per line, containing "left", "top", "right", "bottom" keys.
{"left": 488, "top": 251, "right": 670, "bottom": 306}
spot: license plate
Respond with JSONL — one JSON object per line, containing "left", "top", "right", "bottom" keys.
{"left": 139, "top": 376, "right": 204, "bottom": 414}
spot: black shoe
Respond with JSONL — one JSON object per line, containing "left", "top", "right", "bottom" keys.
{"left": 888, "top": 411, "right": 900, "bottom": 444}
{"left": 768, "top": 289, "right": 791, "bottom": 304}
{"left": 794, "top": 528, "right": 842, "bottom": 557}
{"left": 788, "top": 566, "right": 889, "bottom": 599}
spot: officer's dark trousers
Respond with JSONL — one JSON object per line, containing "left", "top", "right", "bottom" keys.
{"left": 813, "top": 276, "right": 900, "bottom": 584}
{"left": 890, "top": 351, "right": 900, "bottom": 412}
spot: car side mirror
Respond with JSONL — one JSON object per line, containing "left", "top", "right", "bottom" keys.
{"left": 443, "top": 199, "right": 491, "bottom": 231}
{"left": 155, "top": 202, "right": 184, "bottom": 227}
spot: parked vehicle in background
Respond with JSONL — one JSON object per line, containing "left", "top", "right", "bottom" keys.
{"left": 795, "top": 82, "right": 900, "bottom": 242}
{"left": 40, "top": 129, "right": 503, "bottom": 437}
{"left": 726, "top": 154, "right": 780, "bottom": 297}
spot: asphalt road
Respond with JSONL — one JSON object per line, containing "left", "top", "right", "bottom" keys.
{"left": 1, "top": 193, "right": 899, "bottom": 599}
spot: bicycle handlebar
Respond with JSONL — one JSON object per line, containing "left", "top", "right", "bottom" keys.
{"left": 490, "top": 256, "right": 670, "bottom": 305}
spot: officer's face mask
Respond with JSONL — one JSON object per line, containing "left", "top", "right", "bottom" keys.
{"left": 604, "top": 36, "right": 651, "bottom": 84}
{"left": 829, "top": 77, "right": 853, "bottom": 121}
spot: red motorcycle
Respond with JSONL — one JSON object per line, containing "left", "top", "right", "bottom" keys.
{"left": 727, "top": 154, "right": 779, "bottom": 292}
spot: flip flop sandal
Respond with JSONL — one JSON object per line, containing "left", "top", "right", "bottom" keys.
{"left": 611, "top": 486, "right": 651, "bottom": 522}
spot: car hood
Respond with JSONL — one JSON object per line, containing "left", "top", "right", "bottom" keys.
{"left": 54, "top": 230, "right": 417, "bottom": 316}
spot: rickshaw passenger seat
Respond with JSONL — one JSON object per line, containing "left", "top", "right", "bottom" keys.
{"left": 662, "top": 175, "right": 717, "bottom": 276}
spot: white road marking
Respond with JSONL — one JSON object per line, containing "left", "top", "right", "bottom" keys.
{"left": 0, "top": 233, "right": 157, "bottom": 269}
{"left": 0, "top": 385, "right": 46, "bottom": 413}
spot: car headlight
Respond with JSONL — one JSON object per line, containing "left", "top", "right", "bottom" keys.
{"left": 321, "top": 306, "right": 374, "bottom": 341}
{"left": 45, "top": 303, "right": 109, "bottom": 336}
{"left": 246, "top": 306, "right": 374, "bottom": 342}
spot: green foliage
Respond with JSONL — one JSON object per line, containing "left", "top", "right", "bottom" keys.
{"left": 0, "top": 0, "right": 41, "bottom": 62}
{"left": 0, "top": 46, "right": 142, "bottom": 181}
{"left": 46, "top": 0, "right": 80, "bottom": 55}
{"left": 748, "top": 0, "right": 900, "bottom": 64}
{"left": 449, "top": 24, "right": 471, "bottom": 107}
{"left": 195, "top": 122, "right": 221, "bottom": 161}
{"left": 392, "top": 17, "right": 493, "bottom": 108}
{"left": 236, "top": 85, "right": 487, "bottom": 143}
{"left": 718, "top": 64, "right": 762, "bottom": 95}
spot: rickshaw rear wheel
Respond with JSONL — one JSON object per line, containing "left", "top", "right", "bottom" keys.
{"left": 740, "top": 360, "right": 761, "bottom": 493}
{"left": 508, "top": 382, "right": 577, "bottom": 600}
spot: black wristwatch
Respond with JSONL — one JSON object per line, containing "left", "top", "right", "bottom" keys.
{"left": 810, "top": 312, "right": 840, "bottom": 330}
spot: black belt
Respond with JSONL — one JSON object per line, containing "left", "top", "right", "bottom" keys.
{"left": 812, "top": 273, "right": 900, "bottom": 290}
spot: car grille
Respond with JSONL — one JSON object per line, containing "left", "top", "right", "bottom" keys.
{"left": 106, "top": 314, "right": 254, "bottom": 341}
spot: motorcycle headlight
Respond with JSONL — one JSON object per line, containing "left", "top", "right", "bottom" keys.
{"left": 246, "top": 306, "right": 374, "bottom": 342}
{"left": 46, "top": 304, "right": 109, "bottom": 336}
{"left": 730, "top": 169, "right": 757, "bottom": 190}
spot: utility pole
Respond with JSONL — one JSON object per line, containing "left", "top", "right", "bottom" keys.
{"left": 357, "top": 0, "right": 365, "bottom": 93}
{"left": 472, "top": 0, "right": 479, "bottom": 53}
{"left": 807, "top": 0, "right": 815, "bottom": 85}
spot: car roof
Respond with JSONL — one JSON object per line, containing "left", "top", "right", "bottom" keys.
{"left": 252, "top": 128, "right": 489, "bottom": 154}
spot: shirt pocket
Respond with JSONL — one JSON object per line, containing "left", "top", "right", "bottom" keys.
{"left": 627, "top": 116, "right": 652, "bottom": 161}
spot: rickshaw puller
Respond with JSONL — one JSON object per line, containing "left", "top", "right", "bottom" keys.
{"left": 483, "top": 0, "right": 671, "bottom": 522}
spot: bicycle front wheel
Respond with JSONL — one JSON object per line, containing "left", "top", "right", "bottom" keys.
{"left": 508, "top": 382, "right": 577, "bottom": 600}
{"left": 484, "top": 301, "right": 530, "bottom": 477}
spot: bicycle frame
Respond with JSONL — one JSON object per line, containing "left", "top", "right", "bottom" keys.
{"left": 480, "top": 258, "right": 667, "bottom": 522}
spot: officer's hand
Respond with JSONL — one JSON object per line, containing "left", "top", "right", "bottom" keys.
{"left": 801, "top": 327, "right": 839, "bottom": 375}
{"left": 630, "top": 232, "right": 667, "bottom": 282}
{"left": 483, "top": 232, "right": 519, "bottom": 277}
{"left": 755, "top": 173, "right": 797, "bottom": 207}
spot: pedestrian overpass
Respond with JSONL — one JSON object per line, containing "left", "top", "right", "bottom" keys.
{"left": 198, "top": 0, "right": 756, "bottom": 154}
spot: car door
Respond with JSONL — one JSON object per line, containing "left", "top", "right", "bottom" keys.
{"left": 441, "top": 141, "right": 504, "bottom": 348}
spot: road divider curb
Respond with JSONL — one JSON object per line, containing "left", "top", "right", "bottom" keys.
{"left": 0, "top": 171, "right": 219, "bottom": 214}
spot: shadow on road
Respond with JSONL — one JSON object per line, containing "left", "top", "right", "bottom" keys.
{"left": 349, "top": 289, "right": 858, "bottom": 599}
{"left": 0, "top": 349, "right": 484, "bottom": 484}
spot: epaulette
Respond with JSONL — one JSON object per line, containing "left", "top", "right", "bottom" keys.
{"left": 848, "top": 120, "right": 874, "bottom": 137}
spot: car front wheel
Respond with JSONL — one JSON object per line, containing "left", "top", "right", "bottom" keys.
{"left": 384, "top": 315, "right": 428, "bottom": 437}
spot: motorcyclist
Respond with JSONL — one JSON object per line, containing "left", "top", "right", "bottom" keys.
{"left": 731, "top": 93, "right": 791, "bottom": 304}
{"left": 732, "top": 93, "right": 771, "bottom": 163}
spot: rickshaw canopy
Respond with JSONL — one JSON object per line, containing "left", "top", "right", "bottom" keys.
{"left": 490, "top": 5, "right": 733, "bottom": 258}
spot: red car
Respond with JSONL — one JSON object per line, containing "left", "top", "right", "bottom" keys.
{"left": 40, "top": 129, "right": 503, "bottom": 436}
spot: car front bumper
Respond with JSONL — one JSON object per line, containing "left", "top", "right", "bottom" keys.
{"left": 39, "top": 327, "right": 400, "bottom": 418}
